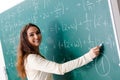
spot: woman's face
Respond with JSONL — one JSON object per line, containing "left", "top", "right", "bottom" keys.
{"left": 27, "top": 26, "right": 42, "bottom": 47}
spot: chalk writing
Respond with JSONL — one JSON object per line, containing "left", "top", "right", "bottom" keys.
{"left": 0, "top": 0, "right": 119, "bottom": 80}
{"left": 95, "top": 54, "right": 110, "bottom": 76}
{"left": 58, "top": 39, "right": 82, "bottom": 49}
{"left": 49, "top": 19, "right": 78, "bottom": 33}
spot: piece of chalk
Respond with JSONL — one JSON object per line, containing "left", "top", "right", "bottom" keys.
{"left": 99, "top": 43, "right": 103, "bottom": 47}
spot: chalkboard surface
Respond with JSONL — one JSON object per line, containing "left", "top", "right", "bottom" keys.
{"left": 0, "top": 0, "right": 120, "bottom": 80}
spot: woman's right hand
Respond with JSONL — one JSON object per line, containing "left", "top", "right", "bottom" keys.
{"left": 88, "top": 46, "right": 100, "bottom": 59}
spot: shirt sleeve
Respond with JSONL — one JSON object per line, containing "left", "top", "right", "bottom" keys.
{"left": 26, "top": 53, "right": 93, "bottom": 75}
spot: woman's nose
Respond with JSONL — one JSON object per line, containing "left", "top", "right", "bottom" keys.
{"left": 34, "top": 34, "right": 39, "bottom": 39}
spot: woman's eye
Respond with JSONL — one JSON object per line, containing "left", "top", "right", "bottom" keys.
{"left": 29, "top": 34, "right": 34, "bottom": 37}
{"left": 36, "top": 31, "right": 40, "bottom": 34}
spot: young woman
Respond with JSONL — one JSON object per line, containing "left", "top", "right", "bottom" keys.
{"left": 16, "top": 23, "right": 100, "bottom": 80}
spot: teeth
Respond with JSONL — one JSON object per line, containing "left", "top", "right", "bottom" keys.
{"left": 34, "top": 40, "right": 39, "bottom": 43}
{"left": 35, "top": 40, "right": 39, "bottom": 42}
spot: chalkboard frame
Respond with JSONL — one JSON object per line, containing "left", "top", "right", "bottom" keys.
{"left": 108, "top": 0, "right": 120, "bottom": 66}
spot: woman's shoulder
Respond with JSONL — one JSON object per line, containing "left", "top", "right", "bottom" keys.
{"left": 27, "top": 54, "right": 43, "bottom": 60}
{"left": 25, "top": 54, "right": 43, "bottom": 64}
{"left": 28, "top": 54, "right": 37, "bottom": 57}
{"left": 27, "top": 54, "right": 38, "bottom": 58}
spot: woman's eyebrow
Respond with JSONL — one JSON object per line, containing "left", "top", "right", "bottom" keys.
{"left": 28, "top": 30, "right": 39, "bottom": 34}
{"left": 29, "top": 32, "right": 34, "bottom": 34}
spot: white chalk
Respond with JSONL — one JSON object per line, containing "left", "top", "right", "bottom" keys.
{"left": 99, "top": 43, "right": 103, "bottom": 47}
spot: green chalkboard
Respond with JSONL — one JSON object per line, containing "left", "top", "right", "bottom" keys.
{"left": 0, "top": 0, "right": 120, "bottom": 80}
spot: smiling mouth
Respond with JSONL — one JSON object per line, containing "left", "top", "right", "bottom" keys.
{"left": 34, "top": 40, "right": 40, "bottom": 43}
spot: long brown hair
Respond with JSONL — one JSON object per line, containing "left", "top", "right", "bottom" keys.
{"left": 16, "top": 23, "right": 43, "bottom": 79}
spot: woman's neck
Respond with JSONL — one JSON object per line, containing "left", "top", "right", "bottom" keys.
{"left": 33, "top": 46, "right": 39, "bottom": 53}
